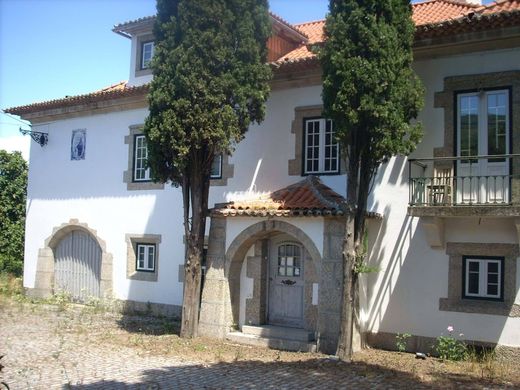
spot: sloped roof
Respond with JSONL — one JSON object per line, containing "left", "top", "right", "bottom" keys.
{"left": 5, "top": 1, "right": 520, "bottom": 115}
{"left": 113, "top": 12, "right": 308, "bottom": 41}
{"left": 273, "top": 0, "right": 520, "bottom": 66}
{"left": 213, "top": 176, "right": 382, "bottom": 218}
{"left": 480, "top": 0, "right": 520, "bottom": 14}
{"left": 5, "top": 83, "right": 148, "bottom": 116}
{"left": 412, "top": 0, "right": 480, "bottom": 25}
{"left": 213, "top": 176, "right": 346, "bottom": 217}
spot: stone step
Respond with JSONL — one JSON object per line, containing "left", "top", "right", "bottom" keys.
{"left": 241, "top": 325, "right": 316, "bottom": 342}
{"left": 227, "top": 331, "right": 317, "bottom": 353}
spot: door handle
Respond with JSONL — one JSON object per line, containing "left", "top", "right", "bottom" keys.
{"left": 281, "top": 279, "right": 296, "bottom": 286}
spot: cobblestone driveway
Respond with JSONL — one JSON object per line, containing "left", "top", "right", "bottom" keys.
{"left": 0, "top": 301, "right": 511, "bottom": 389}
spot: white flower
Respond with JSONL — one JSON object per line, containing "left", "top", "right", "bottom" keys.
{"left": 447, "top": 325, "right": 454, "bottom": 332}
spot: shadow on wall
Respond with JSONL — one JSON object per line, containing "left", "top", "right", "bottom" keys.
{"left": 363, "top": 201, "right": 510, "bottom": 354}
{"left": 64, "top": 356, "right": 508, "bottom": 389}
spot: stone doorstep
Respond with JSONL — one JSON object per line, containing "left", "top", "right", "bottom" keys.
{"left": 227, "top": 325, "right": 317, "bottom": 353}
{"left": 241, "top": 324, "right": 315, "bottom": 342}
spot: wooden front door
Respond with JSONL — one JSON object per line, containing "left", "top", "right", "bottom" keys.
{"left": 268, "top": 238, "right": 304, "bottom": 328}
{"left": 54, "top": 230, "right": 102, "bottom": 301}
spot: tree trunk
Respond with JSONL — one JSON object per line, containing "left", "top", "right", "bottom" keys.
{"left": 336, "top": 154, "right": 359, "bottom": 361}
{"left": 180, "top": 155, "right": 210, "bottom": 338}
{"left": 336, "top": 210, "right": 356, "bottom": 361}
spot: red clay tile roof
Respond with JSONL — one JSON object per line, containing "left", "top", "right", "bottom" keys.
{"left": 412, "top": 0, "right": 479, "bottom": 25}
{"left": 213, "top": 176, "right": 346, "bottom": 217}
{"left": 272, "top": 0, "right": 520, "bottom": 66}
{"left": 5, "top": 1, "right": 520, "bottom": 115}
{"left": 212, "top": 176, "right": 382, "bottom": 218}
{"left": 479, "top": 0, "right": 520, "bottom": 14}
{"left": 5, "top": 83, "right": 148, "bottom": 116}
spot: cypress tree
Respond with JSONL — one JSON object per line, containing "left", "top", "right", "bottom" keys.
{"left": 319, "top": 0, "right": 424, "bottom": 360}
{"left": 144, "top": 0, "right": 271, "bottom": 337}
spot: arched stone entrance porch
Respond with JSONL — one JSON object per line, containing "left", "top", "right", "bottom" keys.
{"left": 199, "top": 217, "right": 346, "bottom": 353}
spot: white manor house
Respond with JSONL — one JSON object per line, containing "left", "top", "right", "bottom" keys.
{"left": 6, "top": 0, "right": 520, "bottom": 358}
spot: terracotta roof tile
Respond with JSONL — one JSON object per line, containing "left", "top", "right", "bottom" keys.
{"left": 480, "top": 0, "right": 520, "bottom": 14}
{"left": 6, "top": 1, "right": 520, "bottom": 115}
{"left": 213, "top": 176, "right": 382, "bottom": 218}
{"left": 294, "top": 20, "right": 325, "bottom": 43}
{"left": 4, "top": 82, "right": 148, "bottom": 115}
{"left": 213, "top": 176, "right": 345, "bottom": 217}
{"left": 412, "top": 0, "right": 479, "bottom": 25}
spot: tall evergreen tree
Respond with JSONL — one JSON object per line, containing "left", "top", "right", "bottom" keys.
{"left": 319, "top": 0, "right": 424, "bottom": 360}
{"left": 144, "top": 0, "right": 271, "bottom": 337}
{"left": 0, "top": 150, "right": 28, "bottom": 276}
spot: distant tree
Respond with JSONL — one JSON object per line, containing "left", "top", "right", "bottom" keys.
{"left": 144, "top": 0, "right": 271, "bottom": 337}
{"left": 319, "top": 0, "right": 424, "bottom": 361}
{"left": 0, "top": 150, "right": 28, "bottom": 276}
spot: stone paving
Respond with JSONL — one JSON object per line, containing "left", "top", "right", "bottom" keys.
{"left": 0, "top": 302, "right": 511, "bottom": 389}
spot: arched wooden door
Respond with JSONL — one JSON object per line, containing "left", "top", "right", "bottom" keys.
{"left": 54, "top": 230, "right": 102, "bottom": 301}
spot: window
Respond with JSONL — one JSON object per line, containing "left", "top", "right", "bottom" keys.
{"left": 136, "top": 243, "right": 155, "bottom": 272}
{"left": 457, "top": 89, "right": 509, "bottom": 162}
{"left": 141, "top": 41, "right": 154, "bottom": 69}
{"left": 463, "top": 256, "right": 504, "bottom": 300}
{"left": 210, "top": 154, "right": 223, "bottom": 179}
{"left": 303, "top": 118, "right": 339, "bottom": 174}
{"left": 133, "top": 135, "right": 150, "bottom": 182}
{"left": 277, "top": 243, "right": 301, "bottom": 277}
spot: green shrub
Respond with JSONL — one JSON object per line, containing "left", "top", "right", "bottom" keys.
{"left": 434, "top": 326, "right": 468, "bottom": 361}
{"left": 395, "top": 332, "right": 411, "bottom": 352}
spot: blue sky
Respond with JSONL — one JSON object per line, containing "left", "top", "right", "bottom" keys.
{"left": 0, "top": 0, "right": 493, "bottom": 145}
{"left": 0, "top": 0, "right": 329, "bottom": 146}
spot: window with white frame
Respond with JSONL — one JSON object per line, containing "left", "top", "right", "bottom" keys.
{"left": 133, "top": 135, "right": 150, "bottom": 182}
{"left": 457, "top": 89, "right": 509, "bottom": 161}
{"left": 141, "top": 41, "right": 155, "bottom": 69}
{"left": 304, "top": 118, "right": 339, "bottom": 174}
{"left": 277, "top": 243, "right": 302, "bottom": 277}
{"left": 136, "top": 243, "right": 155, "bottom": 272}
{"left": 463, "top": 256, "right": 504, "bottom": 300}
{"left": 210, "top": 154, "right": 222, "bottom": 179}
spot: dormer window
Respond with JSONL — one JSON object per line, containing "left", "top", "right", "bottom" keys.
{"left": 141, "top": 41, "right": 155, "bottom": 69}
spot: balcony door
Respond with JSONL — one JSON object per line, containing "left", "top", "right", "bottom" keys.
{"left": 456, "top": 90, "right": 510, "bottom": 204}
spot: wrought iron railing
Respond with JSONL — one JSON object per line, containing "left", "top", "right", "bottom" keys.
{"left": 408, "top": 154, "right": 520, "bottom": 206}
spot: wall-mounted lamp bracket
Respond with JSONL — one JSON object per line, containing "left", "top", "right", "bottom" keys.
{"left": 19, "top": 127, "right": 48, "bottom": 146}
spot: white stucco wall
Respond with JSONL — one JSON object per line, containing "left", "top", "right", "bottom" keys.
{"left": 360, "top": 47, "right": 520, "bottom": 347}
{"left": 24, "top": 44, "right": 520, "bottom": 347}
{"left": 25, "top": 109, "right": 185, "bottom": 305}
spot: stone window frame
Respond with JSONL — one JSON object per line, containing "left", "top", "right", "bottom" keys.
{"left": 135, "top": 34, "right": 154, "bottom": 77}
{"left": 135, "top": 243, "right": 156, "bottom": 272}
{"left": 462, "top": 255, "right": 504, "bottom": 301}
{"left": 123, "top": 124, "right": 164, "bottom": 191}
{"left": 126, "top": 234, "right": 161, "bottom": 282}
{"left": 433, "top": 71, "right": 520, "bottom": 203}
{"left": 439, "top": 242, "right": 519, "bottom": 317}
{"left": 141, "top": 41, "right": 154, "bottom": 70}
{"left": 288, "top": 105, "right": 346, "bottom": 176}
{"left": 210, "top": 153, "right": 223, "bottom": 180}
{"left": 209, "top": 153, "right": 234, "bottom": 186}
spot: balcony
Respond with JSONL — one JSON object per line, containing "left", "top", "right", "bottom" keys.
{"left": 408, "top": 154, "right": 520, "bottom": 218}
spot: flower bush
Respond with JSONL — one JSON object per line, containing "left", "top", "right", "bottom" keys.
{"left": 435, "top": 325, "right": 468, "bottom": 361}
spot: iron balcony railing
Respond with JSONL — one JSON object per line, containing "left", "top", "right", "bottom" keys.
{"left": 408, "top": 154, "right": 520, "bottom": 207}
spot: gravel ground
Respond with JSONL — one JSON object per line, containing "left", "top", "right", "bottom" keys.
{"left": 0, "top": 297, "right": 517, "bottom": 389}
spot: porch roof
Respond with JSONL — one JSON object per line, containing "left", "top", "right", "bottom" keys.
{"left": 212, "top": 176, "right": 381, "bottom": 219}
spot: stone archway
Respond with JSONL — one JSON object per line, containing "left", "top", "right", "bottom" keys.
{"left": 30, "top": 219, "right": 113, "bottom": 299}
{"left": 199, "top": 218, "right": 322, "bottom": 338}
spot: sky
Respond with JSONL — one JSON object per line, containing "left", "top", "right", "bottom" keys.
{"left": 0, "top": 0, "right": 493, "bottom": 158}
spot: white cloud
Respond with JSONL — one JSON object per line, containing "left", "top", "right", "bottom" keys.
{"left": 0, "top": 135, "right": 30, "bottom": 161}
